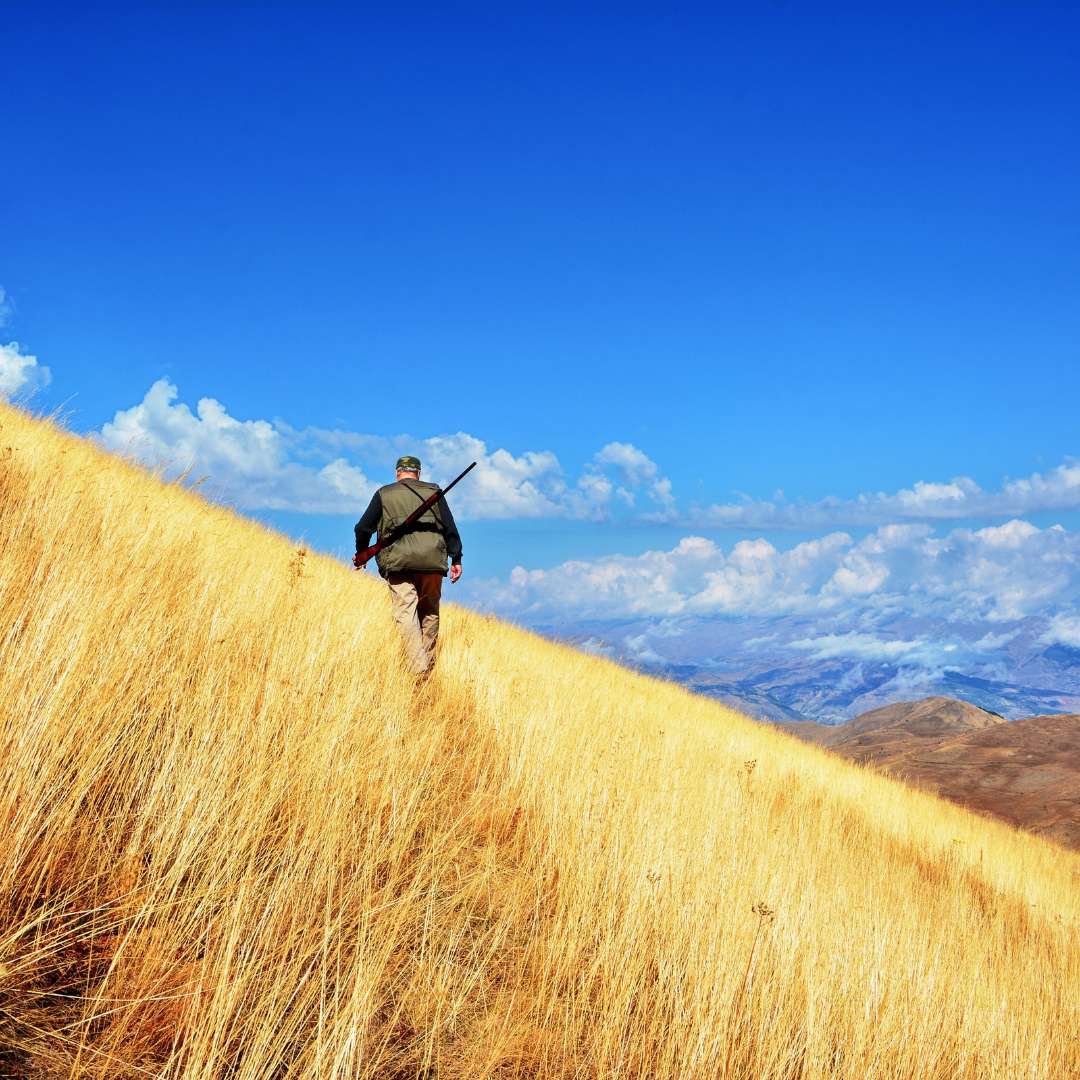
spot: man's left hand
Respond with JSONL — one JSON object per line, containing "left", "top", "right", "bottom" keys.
{"left": 449, "top": 564, "right": 462, "bottom": 583}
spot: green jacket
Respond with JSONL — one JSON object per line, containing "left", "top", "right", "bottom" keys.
{"left": 354, "top": 480, "right": 462, "bottom": 577}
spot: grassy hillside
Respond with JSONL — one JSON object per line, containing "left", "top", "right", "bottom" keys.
{"left": 0, "top": 403, "right": 1077, "bottom": 1079}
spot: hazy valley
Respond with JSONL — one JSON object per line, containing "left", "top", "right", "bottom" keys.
{"left": 552, "top": 612, "right": 1080, "bottom": 724}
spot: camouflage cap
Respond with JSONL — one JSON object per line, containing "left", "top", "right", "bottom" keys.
{"left": 395, "top": 455, "right": 422, "bottom": 473}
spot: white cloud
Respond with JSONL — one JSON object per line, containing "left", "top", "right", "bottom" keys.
{"left": 103, "top": 379, "right": 279, "bottom": 477}
{"left": 468, "top": 519, "right": 1080, "bottom": 628}
{"left": 0, "top": 289, "right": 50, "bottom": 399}
{"left": 623, "top": 633, "right": 666, "bottom": 665}
{"left": 0, "top": 342, "right": 52, "bottom": 400}
{"left": 0, "top": 288, "right": 51, "bottom": 400}
{"left": 895, "top": 478, "right": 978, "bottom": 509}
{"left": 693, "top": 533, "right": 853, "bottom": 614}
{"left": 99, "top": 379, "right": 372, "bottom": 513}
{"left": 690, "top": 461, "right": 1080, "bottom": 529}
{"left": 592, "top": 442, "right": 675, "bottom": 508}
{"left": 1040, "top": 614, "right": 1080, "bottom": 649}
{"left": 409, "top": 433, "right": 569, "bottom": 519}
{"left": 972, "top": 629, "right": 1021, "bottom": 651}
{"left": 99, "top": 380, "right": 674, "bottom": 520}
{"left": 491, "top": 536, "right": 724, "bottom": 618}
{"left": 789, "top": 632, "right": 944, "bottom": 663}
{"left": 305, "top": 428, "right": 674, "bottom": 520}
{"left": 316, "top": 458, "right": 373, "bottom": 502}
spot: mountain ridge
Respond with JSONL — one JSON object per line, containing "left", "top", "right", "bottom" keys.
{"left": 553, "top": 618, "right": 1080, "bottom": 723}
{"left": 823, "top": 695, "right": 1006, "bottom": 746}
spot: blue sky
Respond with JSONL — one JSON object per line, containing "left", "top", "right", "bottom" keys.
{"left": 3, "top": 7, "right": 1080, "bottom": 662}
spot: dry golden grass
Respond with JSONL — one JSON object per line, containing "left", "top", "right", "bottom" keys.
{"left": 0, "top": 402, "right": 1077, "bottom": 1079}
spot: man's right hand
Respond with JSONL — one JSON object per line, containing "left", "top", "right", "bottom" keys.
{"left": 449, "top": 564, "right": 462, "bottom": 584}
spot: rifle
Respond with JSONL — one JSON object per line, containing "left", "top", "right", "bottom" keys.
{"left": 353, "top": 461, "right": 477, "bottom": 569}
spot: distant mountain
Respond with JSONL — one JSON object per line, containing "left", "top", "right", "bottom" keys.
{"left": 780, "top": 696, "right": 1080, "bottom": 851}
{"left": 547, "top": 612, "right": 1080, "bottom": 724}
{"left": 1042, "top": 643, "right": 1080, "bottom": 667}
{"left": 826, "top": 695, "right": 1005, "bottom": 751}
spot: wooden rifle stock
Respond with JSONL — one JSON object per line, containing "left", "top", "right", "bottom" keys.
{"left": 354, "top": 461, "right": 477, "bottom": 568}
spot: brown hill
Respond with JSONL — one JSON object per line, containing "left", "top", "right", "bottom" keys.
{"left": 788, "top": 697, "right": 1080, "bottom": 850}
{"left": 826, "top": 695, "right": 1007, "bottom": 761}
{"left": 885, "top": 713, "right": 1080, "bottom": 851}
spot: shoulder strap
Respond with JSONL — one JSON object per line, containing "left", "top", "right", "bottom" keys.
{"left": 400, "top": 481, "right": 444, "bottom": 527}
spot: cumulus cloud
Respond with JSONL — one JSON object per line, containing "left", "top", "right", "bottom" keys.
{"left": 972, "top": 628, "right": 1021, "bottom": 651}
{"left": 468, "top": 520, "right": 1080, "bottom": 627}
{"left": 100, "top": 379, "right": 675, "bottom": 519}
{"left": 689, "top": 462, "right": 1080, "bottom": 528}
{"left": 396, "top": 432, "right": 568, "bottom": 519}
{"left": 0, "top": 289, "right": 51, "bottom": 400}
{"left": 789, "top": 632, "right": 957, "bottom": 664}
{"left": 100, "top": 379, "right": 372, "bottom": 513}
{"left": 490, "top": 536, "right": 724, "bottom": 617}
{"left": 592, "top": 442, "right": 675, "bottom": 508}
{"left": 299, "top": 424, "right": 570, "bottom": 517}
{"left": 304, "top": 427, "right": 674, "bottom": 521}
{"left": 0, "top": 342, "right": 52, "bottom": 400}
{"left": 1041, "top": 614, "right": 1080, "bottom": 648}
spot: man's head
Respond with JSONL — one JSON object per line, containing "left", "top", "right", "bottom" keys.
{"left": 395, "top": 454, "right": 421, "bottom": 480}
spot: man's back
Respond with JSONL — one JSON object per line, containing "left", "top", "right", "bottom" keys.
{"left": 375, "top": 479, "right": 450, "bottom": 577}
{"left": 353, "top": 476, "right": 463, "bottom": 580}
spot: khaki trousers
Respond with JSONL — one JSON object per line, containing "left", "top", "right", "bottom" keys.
{"left": 386, "top": 571, "right": 443, "bottom": 675}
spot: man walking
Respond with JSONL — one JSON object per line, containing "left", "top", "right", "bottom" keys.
{"left": 353, "top": 455, "right": 463, "bottom": 675}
